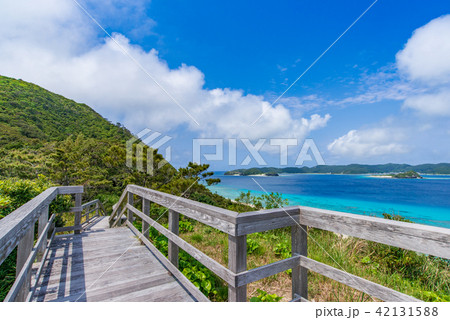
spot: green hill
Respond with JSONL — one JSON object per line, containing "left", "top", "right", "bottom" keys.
{"left": 0, "top": 75, "right": 131, "bottom": 149}
{"left": 225, "top": 163, "right": 450, "bottom": 175}
{"left": 0, "top": 75, "right": 243, "bottom": 210}
{"left": 0, "top": 75, "right": 176, "bottom": 194}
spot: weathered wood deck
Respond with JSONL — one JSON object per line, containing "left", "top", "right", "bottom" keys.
{"left": 31, "top": 217, "right": 202, "bottom": 302}
{"left": 2, "top": 184, "right": 449, "bottom": 302}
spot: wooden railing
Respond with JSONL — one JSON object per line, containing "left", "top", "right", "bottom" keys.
{"left": 0, "top": 186, "right": 105, "bottom": 302}
{"left": 110, "top": 184, "right": 450, "bottom": 302}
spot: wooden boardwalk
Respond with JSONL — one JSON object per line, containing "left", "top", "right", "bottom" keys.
{"left": 3, "top": 185, "right": 449, "bottom": 302}
{"left": 31, "top": 217, "right": 204, "bottom": 302}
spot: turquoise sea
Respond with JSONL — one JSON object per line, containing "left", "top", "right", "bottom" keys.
{"left": 207, "top": 172, "right": 450, "bottom": 229}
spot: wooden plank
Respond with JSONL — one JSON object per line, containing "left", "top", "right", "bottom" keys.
{"left": 0, "top": 187, "right": 58, "bottom": 265}
{"left": 74, "top": 193, "right": 82, "bottom": 235}
{"left": 36, "top": 255, "right": 166, "bottom": 297}
{"left": 235, "top": 256, "right": 300, "bottom": 287}
{"left": 126, "top": 204, "right": 235, "bottom": 286}
{"left": 228, "top": 234, "right": 247, "bottom": 302}
{"left": 81, "top": 199, "right": 100, "bottom": 209}
{"left": 37, "top": 205, "right": 49, "bottom": 261}
{"left": 15, "top": 224, "right": 34, "bottom": 301}
{"left": 52, "top": 229, "right": 133, "bottom": 244}
{"left": 237, "top": 206, "right": 300, "bottom": 223}
{"left": 125, "top": 221, "right": 210, "bottom": 302}
{"left": 27, "top": 227, "right": 56, "bottom": 301}
{"left": 168, "top": 209, "right": 179, "bottom": 268}
{"left": 110, "top": 189, "right": 129, "bottom": 226}
{"left": 55, "top": 225, "right": 83, "bottom": 233}
{"left": 37, "top": 249, "right": 159, "bottom": 286}
{"left": 300, "top": 206, "right": 450, "bottom": 259}
{"left": 127, "top": 191, "right": 134, "bottom": 222}
{"left": 299, "top": 255, "right": 420, "bottom": 302}
{"left": 112, "top": 206, "right": 128, "bottom": 228}
{"left": 6, "top": 215, "right": 55, "bottom": 302}
{"left": 235, "top": 207, "right": 300, "bottom": 235}
{"left": 126, "top": 282, "right": 195, "bottom": 302}
{"left": 37, "top": 256, "right": 162, "bottom": 290}
{"left": 100, "top": 281, "right": 183, "bottom": 302}
{"left": 57, "top": 186, "right": 84, "bottom": 195}
{"left": 292, "top": 224, "right": 308, "bottom": 301}
{"left": 98, "top": 201, "right": 106, "bottom": 216}
{"left": 142, "top": 198, "right": 151, "bottom": 239}
{"left": 236, "top": 214, "right": 300, "bottom": 236}
{"left": 127, "top": 185, "right": 238, "bottom": 235}
{"left": 49, "top": 237, "right": 139, "bottom": 257}
{"left": 46, "top": 272, "right": 177, "bottom": 302}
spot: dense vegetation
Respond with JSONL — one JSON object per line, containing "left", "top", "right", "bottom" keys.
{"left": 0, "top": 176, "right": 73, "bottom": 300}
{"left": 0, "top": 75, "right": 131, "bottom": 149}
{"left": 225, "top": 163, "right": 450, "bottom": 175}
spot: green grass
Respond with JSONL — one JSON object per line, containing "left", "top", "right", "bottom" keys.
{"left": 178, "top": 222, "right": 449, "bottom": 302}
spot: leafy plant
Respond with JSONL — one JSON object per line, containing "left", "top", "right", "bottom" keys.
{"left": 250, "top": 289, "right": 282, "bottom": 302}
{"left": 247, "top": 238, "right": 261, "bottom": 255}
{"left": 235, "top": 191, "right": 289, "bottom": 209}
{"left": 179, "top": 220, "right": 194, "bottom": 233}
{"left": 182, "top": 265, "right": 213, "bottom": 293}
{"left": 273, "top": 241, "right": 291, "bottom": 260}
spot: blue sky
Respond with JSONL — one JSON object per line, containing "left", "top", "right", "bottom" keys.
{"left": 1, "top": 0, "right": 450, "bottom": 170}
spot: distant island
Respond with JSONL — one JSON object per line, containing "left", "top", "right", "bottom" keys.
{"left": 391, "top": 171, "right": 423, "bottom": 179}
{"left": 224, "top": 163, "right": 450, "bottom": 176}
{"left": 370, "top": 171, "right": 424, "bottom": 179}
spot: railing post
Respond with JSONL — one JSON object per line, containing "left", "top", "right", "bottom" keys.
{"left": 16, "top": 225, "right": 34, "bottom": 301}
{"left": 228, "top": 234, "right": 247, "bottom": 302}
{"left": 74, "top": 193, "right": 82, "bottom": 234}
{"left": 127, "top": 192, "right": 134, "bottom": 222}
{"left": 36, "top": 205, "right": 49, "bottom": 262}
{"left": 142, "top": 198, "right": 151, "bottom": 239}
{"left": 95, "top": 201, "right": 99, "bottom": 218}
{"left": 292, "top": 224, "right": 308, "bottom": 301}
{"left": 168, "top": 209, "right": 179, "bottom": 268}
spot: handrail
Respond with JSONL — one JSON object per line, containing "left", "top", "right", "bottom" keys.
{"left": 0, "top": 186, "right": 110, "bottom": 302}
{"left": 0, "top": 186, "right": 82, "bottom": 265}
{"left": 4, "top": 214, "right": 56, "bottom": 302}
{"left": 111, "top": 184, "right": 450, "bottom": 302}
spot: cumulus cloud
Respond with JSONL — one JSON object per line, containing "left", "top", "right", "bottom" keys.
{"left": 326, "top": 15, "right": 450, "bottom": 162}
{"left": 403, "top": 90, "right": 450, "bottom": 116}
{"left": 396, "top": 15, "right": 450, "bottom": 116}
{"left": 397, "top": 15, "right": 450, "bottom": 84}
{"left": 0, "top": 0, "right": 330, "bottom": 141}
{"left": 327, "top": 128, "right": 408, "bottom": 158}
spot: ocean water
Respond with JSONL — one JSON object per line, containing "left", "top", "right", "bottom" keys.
{"left": 207, "top": 172, "right": 450, "bottom": 229}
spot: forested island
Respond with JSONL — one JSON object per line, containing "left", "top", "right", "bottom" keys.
{"left": 224, "top": 164, "right": 450, "bottom": 176}
{"left": 391, "top": 171, "right": 423, "bottom": 179}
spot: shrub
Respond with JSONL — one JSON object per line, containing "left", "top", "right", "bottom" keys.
{"left": 250, "top": 289, "right": 282, "bottom": 302}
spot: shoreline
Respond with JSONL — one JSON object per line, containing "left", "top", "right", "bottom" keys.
{"left": 368, "top": 175, "right": 393, "bottom": 179}
{"left": 221, "top": 172, "right": 450, "bottom": 177}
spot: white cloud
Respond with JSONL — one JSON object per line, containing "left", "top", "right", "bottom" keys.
{"left": 396, "top": 15, "right": 450, "bottom": 85}
{"left": 403, "top": 90, "right": 450, "bottom": 116}
{"left": 327, "top": 128, "right": 408, "bottom": 158}
{"left": 396, "top": 14, "right": 450, "bottom": 116}
{"left": 0, "top": 0, "right": 330, "bottom": 141}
